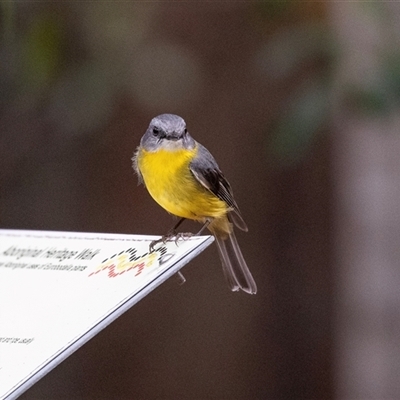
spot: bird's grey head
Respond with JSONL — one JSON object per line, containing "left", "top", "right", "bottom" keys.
{"left": 140, "top": 114, "right": 196, "bottom": 151}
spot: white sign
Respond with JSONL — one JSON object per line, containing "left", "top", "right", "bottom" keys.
{"left": 0, "top": 229, "right": 213, "bottom": 400}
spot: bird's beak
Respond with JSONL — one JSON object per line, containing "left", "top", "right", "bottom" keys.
{"left": 168, "top": 131, "right": 183, "bottom": 141}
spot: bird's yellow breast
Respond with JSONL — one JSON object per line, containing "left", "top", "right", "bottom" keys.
{"left": 137, "top": 147, "right": 227, "bottom": 221}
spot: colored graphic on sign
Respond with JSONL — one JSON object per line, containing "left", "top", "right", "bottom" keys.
{"left": 88, "top": 246, "right": 169, "bottom": 278}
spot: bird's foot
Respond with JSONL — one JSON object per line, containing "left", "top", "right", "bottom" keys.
{"left": 149, "top": 232, "right": 193, "bottom": 252}
{"left": 173, "top": 231, "right": 193, "bottom": 244}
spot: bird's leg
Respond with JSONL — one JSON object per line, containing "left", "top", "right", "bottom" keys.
{"left": 148, "top": 218, "right": 212, "bottom": 287}
{"left": 149, "top": 218, "right": 186, "bottom": 252}
{"left": 149, "top": 218, "right": 211, "bottom": 252}
{"left": 172, "top": 218, "right": 212, "bottom": 244}
{"left": 168, "top": 217, "right": 186, "bottom": 235}
{"left": 169, "top": 218, "right": 193, "bottom": 245}
{"left": 195, "top": 218, "right": 212, "bottom": 235}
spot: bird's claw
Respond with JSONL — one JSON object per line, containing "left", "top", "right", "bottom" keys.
{"left": 173, "top": 232, "right": 193, "bottom": 244}
{"left": 149, "top": 237, "right": 165, "bottom": 252}
{"left": 149, "top": 232, "right": 193, "bottom": 252}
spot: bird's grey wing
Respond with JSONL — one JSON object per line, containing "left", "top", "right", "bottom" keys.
{"left": 189, "top": 143, "right": 248, "bottom": 231}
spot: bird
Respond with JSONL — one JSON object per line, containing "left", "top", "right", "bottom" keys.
{"left": 132, "top": 114, "right": 257, "bottom": 294}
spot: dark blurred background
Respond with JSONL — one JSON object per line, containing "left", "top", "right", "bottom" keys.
{"left": 2, "top": 2, "right": 400, "bottom": 399}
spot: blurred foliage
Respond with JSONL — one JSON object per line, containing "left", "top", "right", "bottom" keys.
{"left": 384, "top": 53, "right": 400, "bottom": 104}
{"left": 362, "top": 0, "right": 387, "bottom": 17}
{"left": 2, "top": 1, "right": 400, "bottom": 169}
{"left": 1, "top": 2, "right": 15, "bottom": 42}
{"left": 48, "top": 63, "right": 115, "bottom": 137}
{"left": 249, "top": 0, "right": 334, "bottom": 166}
{"left": 344, "top": 85, "right": 389, "bottom": 116}
{"left": 255, "top": 0, "right": 400, "bottom": 165}
{"left": 22, "top": 13, "right": 65, "bottom": 90}
{"left": 342, "top": 53, "right": 400, "bottom": 117}
{"left": 262, "top": 23, "right": 335, "bottom": 166}
{"left": 256, "top": 0, "right": 293, "bottom": 19}
{"left": 269, "top": 79, "right": 329, "bottom": 165}
{"left": 256, "top": 24, "right": 335, "bottom": 82}
{"left": 0, "top": 2, "right": 16, "bottom": 109}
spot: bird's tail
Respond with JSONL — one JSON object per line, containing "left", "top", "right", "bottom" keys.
{"left": 211, "top": 224, "right": 257, "bottom": 295}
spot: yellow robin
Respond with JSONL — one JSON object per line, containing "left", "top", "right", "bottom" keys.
{"left": 133, "top": 114, "right": 257, "bottom": 294}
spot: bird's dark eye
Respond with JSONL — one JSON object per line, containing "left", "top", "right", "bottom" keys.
{"left": 184, "top": 128, "right": 187, "bottom": 134}
{"left": 152, "top": 127, "right": 160, "bottom": 136}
